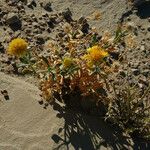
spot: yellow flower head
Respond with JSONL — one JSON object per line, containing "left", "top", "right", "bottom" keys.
{"left": 84, "top": 45, "right": 108, "bottom": 63}
{"left": 63, "top": 57, "right": 74, "bottom": 68}
{"left": 8, "top": 38, "right": 28, "bottom": 57}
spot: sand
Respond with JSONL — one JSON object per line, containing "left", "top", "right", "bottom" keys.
{"left": 0, "top": 72, "right": 136, "bottom": 150}
{"left": 0, "top": 0, "right": 150, "bottom": 149}
{"left": 0, "top": 72, "right": 59, "bottom": 150}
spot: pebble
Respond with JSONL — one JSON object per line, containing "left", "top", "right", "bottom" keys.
{"left": 25, "top": 28, "right": 32, "bottom": 34}
{"left": 27, "top": 0, "right": 37, "bottom": 9}
{"left": 81, "top": 22, "right": 89, "bottom": 34}
{"left": 43, "top": 2, "right": 52, "bottom": 12}
{"left": 142, "top": 69, "right": 149, "bottom": 77}
{"left": 1, "top": 57, "right": 11, "bottom": 64}
{"left": 33, "top": 29, "right": 41, "bottom": 34}
{"left": 62, "top": 8, "right": 73, "bottom": 22}
{"left": 119, "top": 70, "right": 127, "bottom": 77}
{"left": 110, "top": 52, "right": 120, "bottom": 60}
{"left": 6, "top": 13, "right": 22, "bottom": 31}
{"left": 47, "top": 20, "right": 54, "bottom": 28}
{"left": 0, "top": 43, "right": 4, "bottom": 53}
{"left": 132, "top": 68, "right": 140, "bottom": 76}
{"left": 41, "top": 14, "right": 48, "bottom": 20}
{"left": 39, "top": 26, "right": 45, "bottom": 31}
{"left": 32, "top": 22, "right": 39, "bottom": 28}
{"left": 46, "top": 28, "right": 51, "bottom": 33}
{"left": 36, "top": 36, "right": 45, "bottom": 45}
{"left": 140, "top": 45, "right": 145, "bottom": 51}
{"left": 78, "top": 16, "right": 87, "bottom": 24}
{"left": 139, "top": 76, "right": 149, "bottom": 86}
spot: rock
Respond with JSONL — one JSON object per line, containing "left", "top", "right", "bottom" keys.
{"left": 42, "top": 13, "right": 49, "bottom": 18}
{"left": 0, "top": 10, "right": 8, "bottom": 18}
{"left": 81, "top": 22, "right": 89, "bottom": 34}
{"left": 39, "top": 21, "right": 47, "bottom": 27}
{"left": 39, "top": 26, "right": 45, "bottom": 31}
{"left": 17, "top": 2, "right": 25, "bottom": 10}
{"left": 31, "top": 16, "right": 38, "bottom": 22}
{"left": 7, "top": 0, "right": 19, "bottom": 6}
{"left": 43, "top": 2, "right": 52, "bottom": 12}
{"left": 6, "top": 13, "right": 22, "bottom": 31}
{"left": 119, "top": 70, "right": 127, "bottom": 77}
{"left": 132, "top": 68, "right": 140, "bottom": 76}
{"left": 62, "top": 8, "right": 73, "bottom": 22}
{"left": 33, "top": 28, "right": 42, "bottom": 34}
{"left": 0, "top": 20, "right": 4, "bottom": 26}
{"left": 47, "top": 19, "right": 54, "bottom": 28}
{"left": 57, "top": 32, "right": 65, "bottom": 38}
{"left": 110, "top": 52, "right": 120, "bottom": 60}
{"left": 32, "top": 22, "right": 39, "bottom": 28}
{"left": 25, "top": 28, "right": 32, "bottom": 34}
{"left": 0, "top": 43, "right": 4, "bottom": 53}
{"left": 142, "top": 69, "right": 149, "bottom": 77}
{"left": 78, "top": 16, "right": 87, "bottom": 24}
{"left": 11, "top": 62, "right": 18, "bottom": 74}
{"left": 20, "top": 0, "right": 27, "bottom": 4}
{"left": 138, "top": 76, "right": 149, "bottom": 88}
{"left": 147, "top": 27, "right": 150, "bottom": 32}
{"left": 140, "top": 45, "right": 145, "bottom": 51}
{"left": 1, "top": 57, "right": 11, "bottom": 64}
{"left": 46, "top": 28, "right": 51, "bottom": 33}
{"left": 78, "top": 16, "right": 89, "bottom": 34}
{"left": 36, "top": 36, "right": 45, "bottom": 45}
{"left": 27, "top": 0, "right": 36, "bottom": 9}
{"left": 19, "top": 8, "right": 25, "bottom": 14}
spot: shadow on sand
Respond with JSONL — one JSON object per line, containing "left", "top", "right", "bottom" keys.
{"left": 136, "top": 1, "right": 150, "bottom": 19}
{"left": 50, "top": 101, "right": 150, "bottom": 150}
{"left": 119, "top": 1, "right": 150, "bottom": 23}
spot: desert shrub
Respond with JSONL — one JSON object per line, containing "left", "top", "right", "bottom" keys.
{"left": 37, "top": 24, "right": 127, "bottom": 114}
{"left": 105, "top": 80, "right": 150, "bottom": 139}
{"left": 6, "top": 22, "right": 150, "bottom": 140}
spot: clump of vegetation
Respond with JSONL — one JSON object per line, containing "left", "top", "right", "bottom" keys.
{"left": 7, "top": 38, "right": 37, "bottom": 74}
{"left": 105, "top": 80, "right": 150, "bottom": 139}
{"left": 6, "top": 23, "right": 150, "bottom": 140}
{"left": 37, "top": 26, "right": 126, "bottom": 113}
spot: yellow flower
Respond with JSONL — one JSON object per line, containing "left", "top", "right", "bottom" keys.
{"left": 63, "top": 57, "right": 74, "bottom": 68}
{"left": 8, "top": 38, "right": 28, "bottom": 57}
{"left": 83, "top": 45, "right": 108, "bottom": 66}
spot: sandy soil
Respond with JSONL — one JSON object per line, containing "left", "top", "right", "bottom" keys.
{"left": 0, "top": 72, "right": 135, "bottom": 150}
{"left": 0, "top": 0, "right": 150, "bottom": 150}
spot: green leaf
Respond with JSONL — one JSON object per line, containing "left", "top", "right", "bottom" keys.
{"left": 91, "top": 34, "right": 98, "bottom": 46}
{"left": 115, "top": 26, "right": 121, "bottom": 38}
{"left": 20, "top": 57, "right": 29, "bottom": 64}
{"left": 47, "top": 66, "right": 52, "bottom": 73}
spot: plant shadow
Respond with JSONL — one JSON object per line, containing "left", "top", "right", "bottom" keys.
{"left": 50, "top": 101, "right": 139, "bottom": 150}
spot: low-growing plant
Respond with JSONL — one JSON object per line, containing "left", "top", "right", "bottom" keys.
{"left": 37, "top": 26, "right": 127, "bottom": 112}
{"left": 7, "top": 38, "right": 37, "bottom": 74}
{"left": 105, "top": 80, "right": 150, "bottom": 139}
{"left": 6, "top": 21, "right": 150, "bottom": 140}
